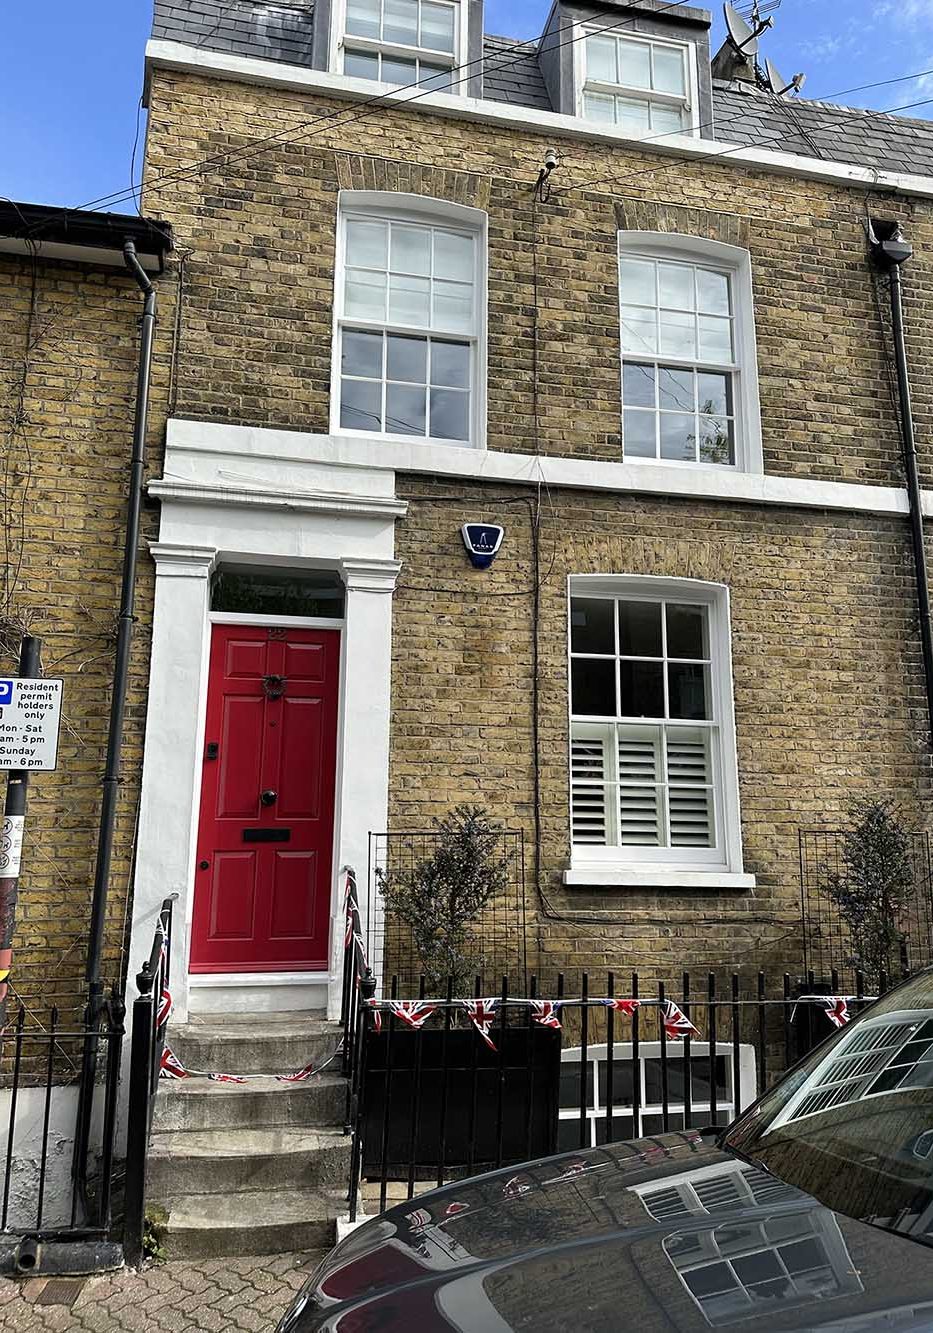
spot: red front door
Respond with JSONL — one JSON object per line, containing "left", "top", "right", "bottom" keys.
{"left": 190, "top": 625, "right": 340, "bottom": 973}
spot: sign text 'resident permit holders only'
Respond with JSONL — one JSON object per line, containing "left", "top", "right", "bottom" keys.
{"left": 0, "top": 678, "right": 63, "bottom": 771}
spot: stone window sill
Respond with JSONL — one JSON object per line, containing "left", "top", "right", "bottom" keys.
{"left": 563, "top": 866, "right": 756, "bottom": 890}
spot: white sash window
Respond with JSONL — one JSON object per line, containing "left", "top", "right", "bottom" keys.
{"left": 581, "top": 30, "right": 698, "bottom": 135}
{"left": 338, "top": 0, "right": 462, "bottom": 92}
{"left": 568, "top": 577, "right": 745, "bottom": 880}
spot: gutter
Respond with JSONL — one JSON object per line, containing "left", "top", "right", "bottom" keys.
{"left": 869, "top": 221, "right": 933, "bottom": 740}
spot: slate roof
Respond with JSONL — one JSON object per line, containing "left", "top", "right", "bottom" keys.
{"left": 151, "top": 0, "right": 933, "bottom": 178}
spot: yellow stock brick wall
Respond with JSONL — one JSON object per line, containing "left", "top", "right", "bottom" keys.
{"left": 135, "top": 68, "right": 933, "bottom": 986}
{"left": 0, "top": 254, "right": 169, "bottom": 1017}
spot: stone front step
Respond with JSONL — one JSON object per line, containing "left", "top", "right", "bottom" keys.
{"left": 159, "top": 1186, "right": 344, "bottom": 1260}
{"left": 152, "top": 1073, "right": 346, "bottom": 1133}
{"left": 167, "top": 1013, "right": 342, "bottom": 1077}
{"left": 147, "top": 1125, "right": 352, "bottom": 1197}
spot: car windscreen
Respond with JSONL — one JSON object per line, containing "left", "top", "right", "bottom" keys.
{"left": 726, "top": 972, "right": 933, "bottom": 1246}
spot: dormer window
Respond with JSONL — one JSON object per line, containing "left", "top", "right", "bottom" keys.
{"left": 340, "top": 0, "right": 460, "bottom": 92}
{"left": 581, "top": 30, "right": 697, "bottom": 135}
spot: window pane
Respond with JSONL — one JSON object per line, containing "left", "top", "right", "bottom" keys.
{"left": 619, "top": 600, "right": 662, "bottom": 656}
{"left": 658, "top": 263, "right": 694, "bottom": 311}
{"left": 623, "top": 362, "right": 656, "bottom": 408}
{"left": 431, "top": 340, "right": 470, "bottom": 388}
{"left": 619, "top": 257, "right": 656, "bottom": 306}
{"left": 699, "top": 417, "right": 735, "bottom": 465}
{"left": 623, "top": 409, "right": 656, "bottom": 458}
{"left": 652, "top": 44, "right": 686, "bottom": 95}
{"left": 587, "top": 34, "right": 617, "bottom": 83}
{"left": 697, "top": 269, "right": 731, "bottom": 315}
{"left": 346, "top": 0, "right": 380, "bottom": 39}
{"left": 386, "top": 333, "right": 427, "bottom": 383}
{"left": 584, "top": 92, "right": 616, "bottom": 123}
{"left": 345, "top": 49, "right": 380, "bottom": 80}
{"left": 429, "top": 387, "right": 470, "bottom": 440}
{"left": 618, "top": 39, "right": 651, "bottom": 89}
{"left": 434, "top": 230, "right": 473, "bottom": 280}
{"left": 386, "top": 383, "right": 426, "bottom": 435}
{"left": 388, "top": 272, "right": 430, "bottom": 325}
{"left": 698, "top": 315, "right": 733, "bottom": 362}
{"left": 433, "top": 280, "right": 473, "bottom": 332}
{"left": 658, "top": 366, "right": 694, "bottom": 412}
{"left": 384, "top": 0, "right": 418, "bottom": 46}
{"left": 571, "top": 598, "right": 615, "bottom": 654}
{"left": 421, "top": 63, "right": 454, "bottom": 91}
{"left": 618, "top": 98, "right": 651, "bottom": 133}
{"left": 382, "top": 55, "right": 418, "bottom": 84}
{"left": 666, "top": 604, "right": 706, "bottom": 659}
{"left": 341, "top": 378, "right": 382, "bottom": 431}
{"left": 660, "top": 412, "right": 696, "bottom": 462}
{"left": 346, "top": 219, "right": 388, "bottom": 269}
{"left": 620, "top": 661, "right": 665, "bottom": 718}
{"left": 620, "top": 306, "right": 657, "bottom": 355}
{"left": 697, "top": 371, "right": 731, "bottom": 417}
{"left": 345, "top": 269, "right": 387, "bottom": 320}
{"left": 391, "top": 224, "right": 431, "bottom": 276}
{"left": 658, "top": 310, "right": 696, "bottom": 358}
{"left": 422, "top": 0, "right": 455, "bottom": 52}
{"left": 342, "top": 329, "right": 383, "bottom": 378}
{"left": 668, "top": 663, "right": 709, "bottom": 719}
{"left": 650, "top": 103, "right": 688, "bottom": 134}
{"left": 572, "top": 658, "right": 617, "bottom": 716}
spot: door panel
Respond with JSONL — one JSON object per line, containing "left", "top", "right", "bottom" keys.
{"left": 190, "top": 624, "right": 340, "bottom": 973}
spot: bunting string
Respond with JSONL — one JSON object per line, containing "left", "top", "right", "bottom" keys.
{"left": 158, "top": 1044, "right": 341, "bottom": 1083}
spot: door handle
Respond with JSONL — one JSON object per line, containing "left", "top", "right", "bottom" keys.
{"left": 260, "top": 790, "right": 278, "bottom": 807}
{"left": 198, "top": 859, "right": 209, "bottom": 870}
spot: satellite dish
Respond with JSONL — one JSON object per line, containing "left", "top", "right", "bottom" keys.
{"left": 764, "top": 57, "right": 807, "bottom": 96}
{"left": 724, "top": 2, "right": 761, "bottom": 56}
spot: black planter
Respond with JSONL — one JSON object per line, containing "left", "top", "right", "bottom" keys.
{"left": 361, "top": 1026, "right": 560, "bottom": 1179}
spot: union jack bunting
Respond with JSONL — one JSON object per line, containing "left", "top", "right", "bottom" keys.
{"left": 367, "top": 1000, "right": 383, "bottom": 1033}
{"left": 603, "top": 998, "right": 640, "bottom": 1018}
{"left": 387, "top": 1000, "right": 437, "bottom": 1030}
{"left": 661, "top": 1000, "right": 700, "bottom": 1041}
{"left": 159, "top": 1045, "right": 189, "bottom": 1080}
{"left": 531, "top": 1000, "right": 562, "bottom": 1029}
{"left": 821, "top": 997, "right": 850, "bottom": 1028}
{"left": 276, "top": 1062, "right": 316, "bottom": 1083}
{"left": 208, "top": 1072, "right": 247, "bottom": 1084}
{"left": 156, "top": 939, "right": 173, "bottom": 1029}
{"left": 463, "top": 998, "right": 499, "bottom": 1051}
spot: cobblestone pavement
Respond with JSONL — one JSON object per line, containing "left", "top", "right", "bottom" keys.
{"left": 0, "top": 1251, "right": 325, "bottom": 1332}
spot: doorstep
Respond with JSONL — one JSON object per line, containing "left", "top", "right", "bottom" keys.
{"left": 188, "top": 971, "right": 329, "bottom": 1015}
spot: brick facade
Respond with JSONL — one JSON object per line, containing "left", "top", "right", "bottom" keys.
{"left": 0, "top": 254, "right": 166, "bottom": 1015}
{"left": 132, "top": 65, "right": 933, "bottom": 987}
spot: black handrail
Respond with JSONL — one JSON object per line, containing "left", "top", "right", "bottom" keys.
{"left": 123, "top": 895, "right": 177, "bottom": 1268}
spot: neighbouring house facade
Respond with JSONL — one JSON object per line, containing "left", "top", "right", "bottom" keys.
{"left": 111, "top": 0, "right": 933, "bottom": 1024}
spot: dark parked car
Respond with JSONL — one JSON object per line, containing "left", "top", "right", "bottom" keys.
{"left": 279, "top": 971, "right": 933, "bottom": 1331}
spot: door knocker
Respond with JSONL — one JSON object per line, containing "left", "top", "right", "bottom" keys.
{"left": 262, "top": 674, "right": 287, "bottom": 699}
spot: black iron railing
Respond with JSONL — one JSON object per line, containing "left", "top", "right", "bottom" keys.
{"left": 346, "top": 968, "right": 882, "bottom": 1222}
{"left": 123, "top": 895, "right": 177, "bottom": 1268}
{"left": 0, "top": 996, "right": 124, "bottom": 1261}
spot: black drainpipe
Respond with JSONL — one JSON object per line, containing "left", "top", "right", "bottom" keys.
{"left": 870, "top": 221, "right": 933, "bottom": 740}
{"left": 73, "top": 240, "right": 157, "bottom": 1210}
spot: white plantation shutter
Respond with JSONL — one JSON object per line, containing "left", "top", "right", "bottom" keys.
{"left": 666, "top": 730, "right": 713, "bottom": 847}
{"left": 571, "top": 734, "right": 610, "bottom": 845}
{"left": 617, "top": 729, "right": 661, "bottom": 845}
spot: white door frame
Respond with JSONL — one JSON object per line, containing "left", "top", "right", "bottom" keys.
{"left": 126, "top": 423, "right": 405, "bottom": 1022}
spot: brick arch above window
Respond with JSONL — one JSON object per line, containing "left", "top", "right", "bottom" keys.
{"left": 335, "top": 155, "right": 491, "bottom": 211}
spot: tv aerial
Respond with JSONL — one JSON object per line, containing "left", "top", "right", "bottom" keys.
{"left": 762, "top": 57, "right": 806, "bottom": 96}
{"left": 723, "top": 2, "right": 774, "bottom": 59}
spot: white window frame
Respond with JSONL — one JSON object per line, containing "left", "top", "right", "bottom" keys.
{"left": 565, "top": 574, "right": 748, "bottom": 888}
{"left": 329, "top": 0, "right": 468, "bottom": 93}
{"left": 330, "top": 190, "right": 488, "bottom": 450}
{"left": 619, "top": 232, "right": 764, "bottom": 477}
{"left": 575, "top": 26, "right": 701, "bottom": 138}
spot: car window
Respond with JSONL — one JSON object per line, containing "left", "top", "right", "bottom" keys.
{"left": 726, "top": 971, "right": 933, "bottom": 1245}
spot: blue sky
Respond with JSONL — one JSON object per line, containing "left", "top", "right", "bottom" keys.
{"left": 3, "top": 0, "right": 933, "bottom": 210}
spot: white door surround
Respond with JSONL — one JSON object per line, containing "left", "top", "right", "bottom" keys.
{"left": 127, "top": 421, "right": 405, "bottom": 1021}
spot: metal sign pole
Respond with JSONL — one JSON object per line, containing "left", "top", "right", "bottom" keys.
{"left": 0, "top": 635, "right": 41, "bottom": 1019}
